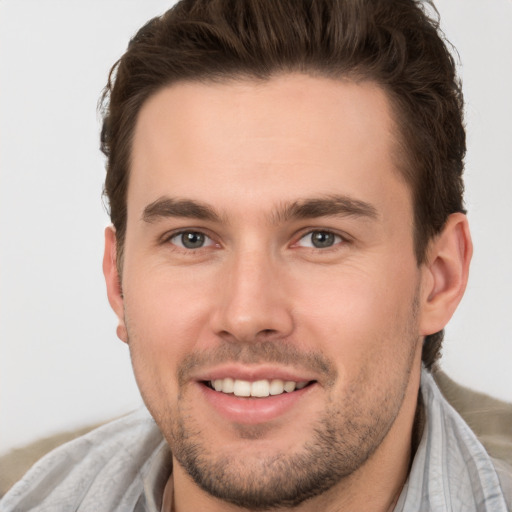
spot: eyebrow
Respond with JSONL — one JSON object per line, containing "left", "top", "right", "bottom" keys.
{"left": 142, "top": 197, "right": 222, "bottom": 223}
{"left": 141, "top": 194, "right": 378, "bottom": 224}
{"left": 272, "top": 195, "right": 379, "bottom": 223}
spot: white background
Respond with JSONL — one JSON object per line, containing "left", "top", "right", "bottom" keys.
{"left": 1, "top": 0, "right": 511, "bottom": 455}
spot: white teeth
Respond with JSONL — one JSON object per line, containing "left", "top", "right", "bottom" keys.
{"left": 233, "top": 380, "right": 252, "bottom": 397}
{"left": 251, "top": 380, "right": 270, "bottom": 397}
{"left": 210, "top": 378, "right": 309, "bottom": 397}
{"left": 284, "top": 381, "right": 296, "bottom": 393}
{"left": 222, "top": 377, "right": 235, "bottom": 394}
{"left": 269, "top": 379, "right": 285, "bottom": 395}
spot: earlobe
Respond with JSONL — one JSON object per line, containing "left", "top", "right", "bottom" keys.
{"left": 103, "top": 226, "right": 128, "bottom": 343}
{"left": 419, "top": 213, "right": 473, "bottom": 336}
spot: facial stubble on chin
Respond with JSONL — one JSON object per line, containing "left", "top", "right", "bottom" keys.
{"left": 163, "top": 339, "right": 416, "bottom": 510}
{"left": 126, "top": 294, "right": 420, "bottom": 510}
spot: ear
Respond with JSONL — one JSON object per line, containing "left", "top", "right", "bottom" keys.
{"left": 103, "top": 226, "right": 128, "bottom": 343}
{"left": 419, "top": 213, "right": 473, "bottom": 336}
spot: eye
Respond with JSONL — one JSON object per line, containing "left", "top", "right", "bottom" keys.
{"left": 296, "top": 230, "right": 343, "bottom": 249}
{"left": 169, "top": 231, "right": 216, "bottom": 249}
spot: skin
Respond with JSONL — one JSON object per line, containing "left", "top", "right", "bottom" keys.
{"left": 104, "top": 74, "right": 472, "bottom": 512}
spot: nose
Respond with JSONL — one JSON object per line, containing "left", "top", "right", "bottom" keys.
{"left": 210, "top": 248, "right": 294, "bottom": 343}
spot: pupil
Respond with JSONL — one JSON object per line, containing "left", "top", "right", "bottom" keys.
{"left": 182, "top": 232, "right": 204, "bottom": 248}
{"left": 312, "top": 231, "right": 334, "bottom": 248}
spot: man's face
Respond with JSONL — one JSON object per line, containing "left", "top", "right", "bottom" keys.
{"left": 112, "top": 75, "right": 429, "bottom": 508}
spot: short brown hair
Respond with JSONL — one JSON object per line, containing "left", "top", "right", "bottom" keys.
{"left": 100, "top": 0, "right": 466, "bottom": 369}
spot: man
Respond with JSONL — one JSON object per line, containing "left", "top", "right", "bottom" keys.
{"left": 1, "top": 0, "right": 511, "bottom": 511}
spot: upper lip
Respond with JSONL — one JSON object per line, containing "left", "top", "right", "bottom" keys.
{"left": 192, "top": 364, "right": 319, "bottom": 384}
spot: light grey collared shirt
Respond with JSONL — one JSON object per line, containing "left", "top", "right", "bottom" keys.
{"left": 394, "top": 370, "right": 511, "bottom": 511}
{"left": 1, "top": 369, "right": 510, "bottom": 511}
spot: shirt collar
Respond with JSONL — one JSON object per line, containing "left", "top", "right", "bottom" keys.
{"left": 394, "top": 368, "right": 509, "bottom": 511}
{"left": 141, "top": 439, "right": 173, "bottom": 512}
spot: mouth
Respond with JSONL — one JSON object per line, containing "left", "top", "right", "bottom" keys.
{"left": 204, "top": 378, "right": 315, "bottom": 398}
{"left": 195, "top": 367, "right": 320, "bottom": 424}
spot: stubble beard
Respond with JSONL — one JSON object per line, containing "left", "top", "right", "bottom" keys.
{"left": 128, "top": 301, "right": 420, "bottom": 510}
{"left": 169, "top": 388, "right": 406, "bottom": 510}
{"left": 166, "top": 347, "right": 416, "bottom": 509}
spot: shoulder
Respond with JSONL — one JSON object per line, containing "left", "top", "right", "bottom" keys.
{"left": 492, "top": 458, "right": 512, "bottom": 509}
{"left": 0, "top": 408, "right": 165, "bottom": 512}
{"left": 396, "top": 370, "right": 511, "bottom": 511}
{"left": 433, "top": 370, "right": 512, "bottom": 467}
{"left": 433, "top": 370, "right": 512, "bottom": 508}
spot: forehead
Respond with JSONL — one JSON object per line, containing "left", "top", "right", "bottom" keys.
{"left": 128, "top": 74, "right": 410, "bottom": 222}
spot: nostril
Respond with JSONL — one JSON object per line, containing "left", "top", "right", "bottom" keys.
{"left": 259, "top": 329, "right": 277, "bottom": 336}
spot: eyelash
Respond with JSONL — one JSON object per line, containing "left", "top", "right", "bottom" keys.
{"left": 294, "top": 230, "right": 346, "bottom": 250}
{"left": 164, "top": 230, "right": 218, "bottom": 251}
{"left": 162, "top": 228, "right": 348, "bottom": 252}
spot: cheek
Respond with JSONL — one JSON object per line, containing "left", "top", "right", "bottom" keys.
{"left": 290, "top": 257, "right": 420, "bottom": 370}
{"left": 122, "top": 265, "right": 218, "bottom": 378}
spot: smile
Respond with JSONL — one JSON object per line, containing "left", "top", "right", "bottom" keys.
{"left": 198, "top": 373, "right": 318, "bottom": 424}
{"left": 207, "top": 378, "right": 312, "bottom": 397}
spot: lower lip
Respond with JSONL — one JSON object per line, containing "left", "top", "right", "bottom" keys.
{"left": 198, "top": 383, "right": 316, "bottom": 425}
